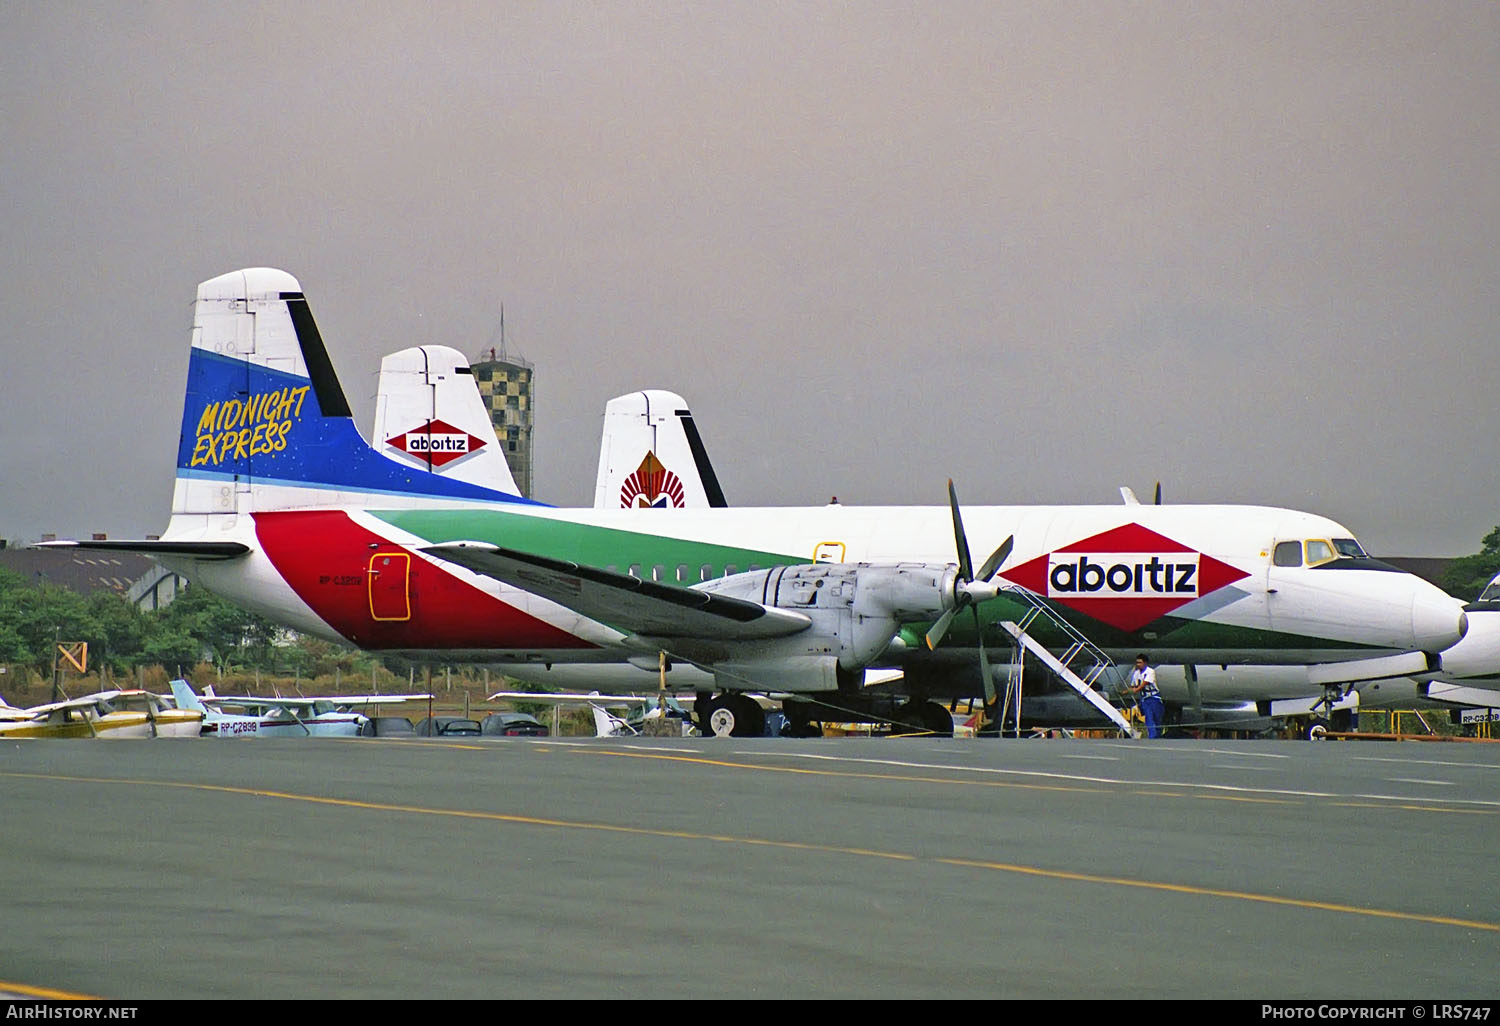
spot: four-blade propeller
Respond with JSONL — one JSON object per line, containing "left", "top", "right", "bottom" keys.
{"left": 924, "top": 480, "right": 1013, "bottom": 704}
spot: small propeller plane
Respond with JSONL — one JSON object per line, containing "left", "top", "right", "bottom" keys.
{"left": 0, "top": 689, "right": 203, "bottom": 738}
{"left": 169, "top": 681, "right": 432, "bottom": 738}
{"left": 487, "top": 690, "right": 697, "bottom": 737}
{"left": 42, "top": 269, "right": 1469, "bottom": 736}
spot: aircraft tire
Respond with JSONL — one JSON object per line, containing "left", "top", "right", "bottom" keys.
{"left": 785, "top": 718, "right": 823, "bottom": 738}
{"left": 889, "top": 706, "right": 923, "bottom": 736}
{"left": 703, "top": 696, "right": 737, "bottom": 738}
{"left": 701, "top": 694, "right": 765, "bottom": 738}
{"left": 730, "top": 694, "right": 765, "bottom": 738}
{"left": 919, "top": 701, "right": 954, "bottom": 738}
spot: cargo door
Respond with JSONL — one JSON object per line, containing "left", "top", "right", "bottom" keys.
{"left": 368, "top": 551, "right": 412, "bottom": 621}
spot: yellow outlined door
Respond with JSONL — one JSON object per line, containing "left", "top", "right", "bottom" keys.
{"left": 368, "top": 552, "right": 412, "bottom": 621}
{"left": 812, "top": 541, "right": 846, "bottom": 563}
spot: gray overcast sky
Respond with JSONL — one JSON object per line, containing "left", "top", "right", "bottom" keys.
{"left": 3, "top": 2, "right": 1496, "bottom": 556}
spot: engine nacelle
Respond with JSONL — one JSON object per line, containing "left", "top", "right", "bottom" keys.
{"left": 698, "top": 562, "right": 958, "bottom": 674}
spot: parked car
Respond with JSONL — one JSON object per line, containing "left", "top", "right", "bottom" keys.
{"left": 481, "top": 712, "right": 549, "bottom": 737}
{"left": 359, "top": 716, "right": 416, "bottom": 737}
{"left": 414, "top": 716, "right": 483, "bottom": 737}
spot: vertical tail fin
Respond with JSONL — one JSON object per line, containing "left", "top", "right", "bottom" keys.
{"left": 590, "top": 704, "right": 636, "bottom": 737}
{"left": 169, "top": 680, "right": 206, "bottom": 713}
{"left": 372, "top": 346, "right": 522, "bottom": 496}
{"left": 594, "top": 390, "right": 727, "bottom": 509}
{"left": 173, "top": 268, "right": 535, "bottom": 514}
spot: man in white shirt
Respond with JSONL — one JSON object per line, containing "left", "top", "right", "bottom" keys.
{"left": 1127, "top": 653, "right": 1165, "bottom": 739}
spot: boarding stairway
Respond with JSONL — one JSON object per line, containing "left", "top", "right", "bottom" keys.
{"left": 997, "top": 586, "right": 1140, "bottom": 738}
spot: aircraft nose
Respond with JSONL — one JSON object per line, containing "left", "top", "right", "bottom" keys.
{"left": 1412, "top": 591, "right": 1468, "bottom": 652}
{"left": 1437, "top": 609, "right": 1500, "bottom": 678}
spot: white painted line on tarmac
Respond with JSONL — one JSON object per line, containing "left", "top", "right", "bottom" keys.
{"left": 1385, "top": 778, "right": 1457, "bottom": 787}
{"left": 1208, "top": 765, "right": 1276, "bottom": 771}
{"left": 1122, "top": 746, "right": 1290, "bottom": 759}
{"left": 1059, "top": 754, "right": 1120, "bottom": 762}
{"left": 1356, "top": 756, "right": 1500, "bottom": 770}
{"left": 620, "top": 743, "right": 700, "bottom": 753}
{"left": 729, "top": 749, "right": 1500, "bottom": 808}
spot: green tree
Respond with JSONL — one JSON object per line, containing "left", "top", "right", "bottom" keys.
{"left": 0, "top": 573, "right": 92, "bottom": 675}
{"left": 1441, "top": 526, "right": 1500, "bottom": 601}
{"left": 138, "top": 620, "right": 206, "bottom": 675}
{"left": 144, "top": 587, "right": 278, "bottom": 673}
{"left": 83, "top": 592, "right": 147, "bottom": 675}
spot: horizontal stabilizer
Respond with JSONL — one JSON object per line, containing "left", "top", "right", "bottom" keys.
{"left": 423, "top": 542, "right": 810, "bottom": 641}
{"left": 35, "top": 540, "right": 250, "bottom": 560}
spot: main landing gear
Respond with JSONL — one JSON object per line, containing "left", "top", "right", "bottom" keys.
{"left": 694, "top": 692, "right": 956, "bottom": 739}
{"left": 696, "top": 692, "right": 766, "bottom": 738}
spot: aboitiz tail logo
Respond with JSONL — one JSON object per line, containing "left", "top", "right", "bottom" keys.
{"left": 620, "top": 451, "right": 686, "bottom": 508}
{"left": 999, "top": 523, "right": 1249, "bottom": 631}
{"left": 385, "top": 419, "right": 486, "bottom": 470}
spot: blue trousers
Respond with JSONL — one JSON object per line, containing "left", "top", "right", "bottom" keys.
{"left": 1141, "top": 696, "right": 1165, "bottom": 738}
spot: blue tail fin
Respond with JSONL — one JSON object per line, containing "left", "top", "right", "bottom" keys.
{"left": 173, "top": 268, "right": 539, "bottom": 514}
{"left": 169, "top": 680, "right": 206, "bottom": 713}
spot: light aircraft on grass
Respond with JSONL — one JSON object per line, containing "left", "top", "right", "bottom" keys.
{"left": 169, "top": 680, "right": 432, "bottom": 738}
{"left": 42, "top": 268, "right": 1468, "bottom": 738}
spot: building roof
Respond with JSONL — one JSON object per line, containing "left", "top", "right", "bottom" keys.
{"left": 0, "top": 548, "right": 163, "bottom": 598}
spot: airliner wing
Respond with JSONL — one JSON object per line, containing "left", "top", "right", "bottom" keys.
{"left": 196, "top": 694, "right": 431, "bottom": 708}
{"left": 323, "top": 694, "right": 434, "bottom": 707}
{"left": 488, "top": 691, "right": 697, "bottom": 707}
{"left": 423, "top": 542, "right": 810, "bottom": 641}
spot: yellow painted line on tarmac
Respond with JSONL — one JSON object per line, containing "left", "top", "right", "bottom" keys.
{"left": 3, "top": 770, "right": 1494, "bottom": 935}
{"left": 325, "top": 737, "right": 490, "bottom": 751}
{"left": 1330, "top": 801, "right": 1498, "bottom": 816}
{"left": 0, "top": 771, "right": 916, "bottom": 863}
{"left": 0, "top": 980, "right": 98, "bottom": 999}
{"left": 1190, "top": 794, "right": 1295, "bottom": 805}
{"left": 933, "top": 857, "right": 1500, "bottom": 933}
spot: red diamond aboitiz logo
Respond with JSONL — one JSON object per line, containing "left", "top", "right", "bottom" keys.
{"left": 998, "top": 523, "right": 1250, "bottom": 632}
{"left": 385, "top": 419, "right": 485, "bottom": 470}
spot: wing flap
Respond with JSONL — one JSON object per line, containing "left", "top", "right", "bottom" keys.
{"left": 423, "top": 542, "right": 810, "bottom": 641}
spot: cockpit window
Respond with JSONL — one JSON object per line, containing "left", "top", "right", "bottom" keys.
{"left": 1305, "top": 539, "right": 1336, "bottom": 566}
{"left": 1479, "top": 579, "right": 1500, "bottom": 603}
{"left": 1273, "top": 541, "right": 1303, "bottom": 567}
{"left": 1333, "top": 538, "right": 1367, "bottom": 559}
